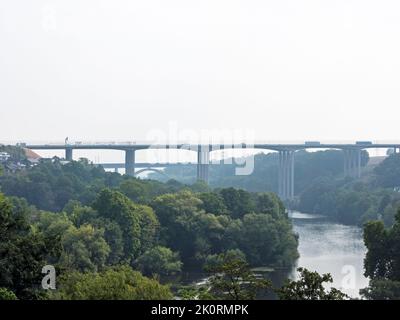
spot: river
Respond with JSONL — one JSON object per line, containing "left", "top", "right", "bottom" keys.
{"left": 288, "top": 211, "right": 369, "bottom": 298}
{"left": 179, "top": 211, "right": 369, "bottom": 299}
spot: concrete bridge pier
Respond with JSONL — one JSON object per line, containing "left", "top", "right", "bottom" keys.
{"left": 343, "top": 148, "right": 361, "bottom": 178}
{"left": 65, "top": 147, "right": 73, "bottom": 161}
{"left": 125, "top": 149, "right": 136, "bottom": 176}
{"left": 197, "top": 146, "right": 210, "bottom": 183}
{"left": 278, "top": 150, "right": 295, "bottom": 200}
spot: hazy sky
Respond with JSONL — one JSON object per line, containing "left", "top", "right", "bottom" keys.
{"left": 1, "top": 0, "right": 400, "bottom": 143}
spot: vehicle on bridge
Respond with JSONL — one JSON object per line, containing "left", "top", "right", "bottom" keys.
{"left": 305, "top": 141, "right": 321, "bottom": 146}
{"left": 356, "top": 141, "right": 372, "bottom": 145}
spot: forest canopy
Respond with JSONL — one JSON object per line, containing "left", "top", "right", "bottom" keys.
{"left": 0, "top": 158, "right": 298, "bottom": 300}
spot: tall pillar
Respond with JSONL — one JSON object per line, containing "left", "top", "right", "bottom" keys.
{"left": 278, "top": 150, "right": 295, "bottom": 200}
{"left": 65, "top": 147, "right": 73, "bottom": 161}
{"left": 125, "top": 149, "right": 136, "bottom": 177}
{"left": 343, "top": 149, "right": 349, "bottom": 177}
{"left": 349, "top": 150, "right": 356, "bottom": 178}
{"left": 290, "top": 150, "right": 295, "bottom": 199}
{"left": 278, "top": 151, "right": 283, "bottom": 198}
{"left": 285, "top": 151, "right": 290, "bottom": 200}
{"left": 356, "top": 149, "right": 361, "bottom": 178}
{"left": 197, "top": 146, "right": 210, "bottom": 183}
{"left": 344, "top": 149, "right": 361, "bottom": 178}
{"left": 278, "top": 151, "right": 286, "bottom": 200}
{"left": 282, "top": 151, "right": 287, "bottom": 200}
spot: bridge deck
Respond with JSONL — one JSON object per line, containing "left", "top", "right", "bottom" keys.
{"left": 23, "top": 143, "right": 400, "bottom": 151}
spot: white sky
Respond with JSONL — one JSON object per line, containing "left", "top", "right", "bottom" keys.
{"left": 1, "top": 0, "right": 400, "bottom": 144}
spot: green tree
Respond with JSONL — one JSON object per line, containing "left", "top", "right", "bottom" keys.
{"left": 238, "top": 213, "right": 298, "bottom": 266}
{"left": 0, "top": 193, "right": 61, "bottom": 299}
{"left": 374, "top": 154, "right": 400, "bottom": 188}
{"left": 198, "top": 192, "right": 228, "bottom": 215}
{"left": 136, "top": 246, "right": 182, "bottom": 276}
{"left": 361, "top": 209, "right": 400, "bottom": 299}
{"left": 59, "top": 224, "right": 110, "bottom": 272}
{"left": 35, "top": 211, "right": 110, "bottom": 272}
{"left": 119, "top": 179, "right": 149, "bottom": 203}
{"left": 255, "top": 192, "right": 286, "bottom": 218}
{"left": 205, "top": 251, "right": 271, "bottom": 300}
{"left": 151, "top": 191, "right": 203, "bottom": 262}
{"left": 360, "top": 279, "right": 400, "bottom": 300}
{"left": 93, "top": 189, "right": 159, "bottom": 263}
{"left": 219, "top": 188, "right": 255, "bottom": 219}
{"left": 277, "top": 268, "right": 348, "bottom": 300}
{"left": 0, "top": 287, "right": 18, "bottom": 300}
{"left": 53, "top": 266, "right": 172, "bottom": 300}
{"left": 363, "top": 220, "right": 390, "bottom": 279}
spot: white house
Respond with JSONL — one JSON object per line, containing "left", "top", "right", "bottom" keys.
{"left": 0, "top": 152, "right": 10, "bottom": 162}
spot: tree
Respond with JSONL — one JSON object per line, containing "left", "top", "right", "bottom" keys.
{"left": 53, "top": 266, "right": 173, "bottom": 300}
{"left": 64, "top": 205, "right": 125, "bottom": 265}
{"left": 361, "top": 209, "right": 400, "bottom": 299}
{"left": 0, "top": 193, "right": 61, "bottom": 299}
{"left": 198, "top": 192, "right": 227, "bottom": 215}
{"left": 92, "top": 189, "right": 159, "bottom": 263}
{"left": 255, "top": 192, "right": 286, "bottom": 218}
{"left": 119, "top": 179, "right": 149, "bottom": 203}
{"left": 150, "top": 191, "right": 203, "bottom": 262}
{"left": 35, "top": 211, "right": 111, "bottom": 272}
{"left": 205, "top": 251, "right": 271, "bottom": 300}
{"left": 0, "top": 287, "right": 18, "bottom": 300}
{"left": 374, "top": 154, "right": 400, "bottom": 188}
{"left": 0, "top": 158, "right": 124, "bottom": 212}
{"left": 360, "top": 279, "right": 400, "bottom": 300}
{"left": 59, "top": 224, "right": 111, "bottom": 273}
{"left": 219, "top": 188, "right": 255, "bottom": 219}
{"left": 277, "top": 268, "right": 348, "bottom": 300}
{"left": 136, "top": 246, "right": 182, "bottom": 276}
{"left": 238, "top": 213, "right": 298, "bottom": 267}
{"left": 363, "top": 220, "right": 390, "bottom": 279}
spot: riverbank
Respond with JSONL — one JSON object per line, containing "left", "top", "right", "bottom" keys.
{"left": 175, "top": 211, "right": 369, "bottom": 299}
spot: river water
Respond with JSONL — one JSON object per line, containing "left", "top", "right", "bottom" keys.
{"left": 288, "top": 211, "right": 369, "bottom": 298}
{"left": 181, "top": 211, "right": 369, "bottom": 299}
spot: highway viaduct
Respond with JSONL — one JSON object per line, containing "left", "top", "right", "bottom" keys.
{"left": 22, "top": 142, "right": 400, "bottom": 201}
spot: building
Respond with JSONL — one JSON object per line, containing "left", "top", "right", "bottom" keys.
{"left": 23, "top": 148, "right": 42, "bottom": 164}
{"left": 0, "top": 152, "right": 10, "bottom": 162}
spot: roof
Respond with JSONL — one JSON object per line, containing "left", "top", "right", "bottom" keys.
{"left": 23, "top": 148, "right": 42, "bottom": 160}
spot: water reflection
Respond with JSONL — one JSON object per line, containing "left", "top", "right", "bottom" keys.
{"left": 289, "top": 211, "right": 369, "bottom": 298}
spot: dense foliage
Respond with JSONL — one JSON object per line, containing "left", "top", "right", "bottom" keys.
{"left": 53, "top": 266, "right": 173, "bottom": 300}
{"left": 277, "top": 268, "right": 348, "bottom": 300}
{"left": 0, "top": 158, "right": 186, "bottom": 212}
{"left": 0, "top": 158, "right": 298, "bottom": 300}
{"left": 0, "top": 193, "right": 61, "bottom": 299}
{"left": 150, "top": 189, "right": 298, "bottom": 268}
{"left": 149, "top": 150, "right": 368, "bottom": 194}
{"left": 360, "top": 209, "right": 400, "bottom": 299}
{"left": 204, "top": 251, "right": 271, "bottom": 300}
{"left": 148, "top": 151, "right": 400, "bottom": 226}
{"left": 297, "top": 154, "right": 400, "bottom": 225}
